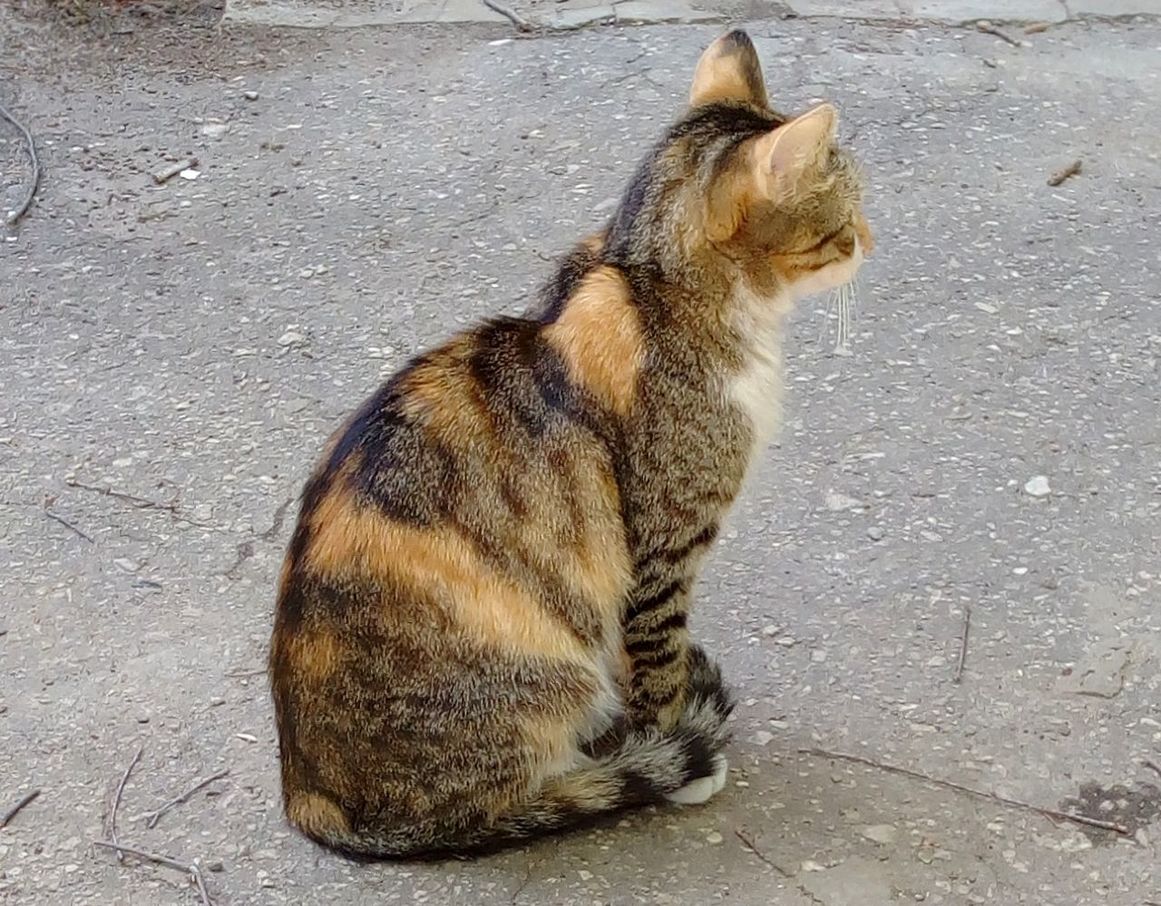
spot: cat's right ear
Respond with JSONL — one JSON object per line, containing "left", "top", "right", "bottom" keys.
{"left": 689, "top": 30, "right": 769, "bottom": 109}
{"left": 751, "top": 103, "right": 837, "bottom": 199}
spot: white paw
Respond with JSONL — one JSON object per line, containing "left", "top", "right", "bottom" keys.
{"left": 709, "top": 754, "right": 728, "bottom": 795}
{"left": 665, "top": 755, "right": 729, "bottom": 805}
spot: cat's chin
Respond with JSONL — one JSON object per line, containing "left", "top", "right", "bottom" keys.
{"left": 784, "top": 237, "right": 867, "bottom": 302}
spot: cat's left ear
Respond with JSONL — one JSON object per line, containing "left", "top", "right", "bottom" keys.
{"left": 690, "top": 30, "right": 769, "bottom": 108}
{"left": 751, "top": 103, "right": 837, "bottom": 198}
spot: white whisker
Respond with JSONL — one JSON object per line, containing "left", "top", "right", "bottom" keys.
{"left": 818, "top": 287, "right": 839, "bottom": 345}
{"left": 833, "top": 280, "right": 855, "bottom": 357}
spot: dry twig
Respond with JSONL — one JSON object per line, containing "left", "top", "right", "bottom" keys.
{"left": 953, "top": 605, "right": 971, "bottom": 683}
{"left": 0, "top": 99, "right": 41, "bottom": 226}
{"left": 65, "top": 478, "right": 211, "bottom": 527}
{"left": 92, "top": 840, "right": 214, "bottom": 906}
{"left": 734, "top": 828, "right": 791, "bottom": 877}
{"left": 44, "top": 510, "right": 95, "bottom": 544}
{"left": 976, "top": 20, "right": 1023, "bottom": 47}
{"left": 142, "top": 770, "right": 229, "bottom": 829}
{"left": 481, "top": 0, "right": 534, "bottom": 31}
{"left": 800, "top": 747, "right": 1130, "bottom": 835}
{"left": 152, "top": 158, "right": 198, "bottom": 185}
{"left": 1, "top": 789, "right": 41, "bottom": 829}
{"left": 1047, "top": 159, "right": 1082, "bottom": 187}
{"left": 106, "top": 746, "right": 143, "bottom": 861}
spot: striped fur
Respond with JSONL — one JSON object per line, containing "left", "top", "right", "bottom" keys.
{"left": 269, "top": 29, "right": 873, "bottom": 859}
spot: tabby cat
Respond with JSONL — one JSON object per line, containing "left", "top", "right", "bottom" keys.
{"left": 269, "top": 29, "right": 873, "bottom": 859}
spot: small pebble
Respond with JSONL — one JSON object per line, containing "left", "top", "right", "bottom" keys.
{"left": 867, "top": 526, "right": 885, "bottom": 541}
{"left": 243, "top": 90, "right": 260, "bottom": 101}
{"left": 278, "top": 330, "right": 308, "bottom": 348}
{"left": 1024, "top": 475, "right": 1051, "bottom": 497}
{"left": 825, "top": 491, "right": 862, "bottom": 512}
{"left": 860, "top": 824, "right": 899, "bottom": 845}
{"left": 705, "top": 831, "right": 724, "bottom": 845}
{"left": 751, "top": 730, "right": 775, "bottom": 747}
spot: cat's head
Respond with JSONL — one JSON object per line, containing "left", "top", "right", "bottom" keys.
{"left": 606, "top": 30, "right": 872, "bottom": 306}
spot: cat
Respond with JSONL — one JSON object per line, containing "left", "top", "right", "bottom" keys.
{"left": 268, "top": 28, "right": 873, "bottom": 860}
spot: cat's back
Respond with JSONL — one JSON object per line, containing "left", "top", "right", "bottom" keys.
{"left": 270, "top": 304, "right": 636, "bottom": 672}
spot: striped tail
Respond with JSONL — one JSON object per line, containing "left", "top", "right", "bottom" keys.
{"left": 297, "top": 651, "right": 734, "bottom": 859}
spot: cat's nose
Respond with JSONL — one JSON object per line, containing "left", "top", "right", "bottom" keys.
{"left": 854, "top": 213, "right": 875, "bottom": 257}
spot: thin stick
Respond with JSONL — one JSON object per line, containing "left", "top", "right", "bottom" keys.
{"left": 480, "top": 0, "right": 535, "bottom": 31}
{"left": 0, "top": 100, "right": 41, "bottom": 226}
{"left": 65, "top": 478, "right": 211, "bottom": 528}
{"left": 800, "top": 748, "right": 1130, "bottom": 835}
{"left": 1143, "top": 759, "right": 1161, "bottom": 780}
{"left": 152, "top": 157, "right": 198, "bottom": 185}
{"left": 91, "top": 840, "right": 214, "bottom": 906}
{"left": 107, "top": 747, "right": 143, "bottom": 862}
{"left": 734, "top": 828, "right": 791, "bottom": 877}
{"left": 953, "top": 605, "right": 971, "bottom": 683}
{"left": 976, "top": 21, "right": 1022, "bottom": 47}
{"left": 143, "top": 770, "right": 229, "bottom": 829}
{"left": 67, "top": 479, "right": 179, "bottom": 513}
{"left": 44, "top": 510, "right": 95, "bottom": 544}
{"left": 1, "top": 789, "right": 41, "bottom": 828}
{"left": 1047, "top": 159, "right": 1082, "bottom": 187}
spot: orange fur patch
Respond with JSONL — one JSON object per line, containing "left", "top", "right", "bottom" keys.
{"left": 544, "top": 266, "right": 643, "bottom": 417}
{"left": 286, "top": 791, "right": 350, "bottom": 838}
{"left": 285, "top": 626, "right": 343, "bottom": 682}
{"left": 399, "top": 338, "right": 488, "bottom": 442}
{"left": 303, "top": 488, "right": 604, "bottom": 661}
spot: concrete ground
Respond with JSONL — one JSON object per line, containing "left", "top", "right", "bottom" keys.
{"left": 2, "top": 2, "right": 1160, "bottom": 905}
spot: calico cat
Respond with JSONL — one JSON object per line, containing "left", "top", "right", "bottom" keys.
{"left": 269, "top": 29, "right": 873, "bottom": 859}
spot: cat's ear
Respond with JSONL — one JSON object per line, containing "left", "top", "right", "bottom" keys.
{"left": 752, "top": 103, "right": 837, "bottom": 197}
{"left": 689, "top": 30, "right": 769, "bottom": 108}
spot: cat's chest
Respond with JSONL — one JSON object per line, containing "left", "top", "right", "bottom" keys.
{"left": 723, "top": 291, "right": 788, "bottom": 454}
{"left": 725, "top": 341, "right": 783, "bottom": 451}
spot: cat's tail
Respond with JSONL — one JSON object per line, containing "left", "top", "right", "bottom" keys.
{"left": 293, "top": 652, "right": 734, "bottom": 860}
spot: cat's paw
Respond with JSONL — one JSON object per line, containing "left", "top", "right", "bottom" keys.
{"left": 664, "top": 753, "right": 729, "bottom": 805}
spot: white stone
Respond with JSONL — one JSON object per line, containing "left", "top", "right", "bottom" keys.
{"left": 860, "top": 824, "right": 899, "bottom": 845}
{"left": 825, "top": 490, "right": 862, "bottom": 511}
{"left": 1024, "top": 475, "right": 1051, "bottom": 497}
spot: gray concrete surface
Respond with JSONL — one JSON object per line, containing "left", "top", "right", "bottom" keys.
{"left": 2, "top": 6, "right": 1160, "bottom": 906}
{"left": 221, "top": 0, "right": 1161, "bottom": 31}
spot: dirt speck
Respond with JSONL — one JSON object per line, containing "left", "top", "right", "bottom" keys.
{"left": 1060, "top": 781, "right": 1161, "bottom": 843}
